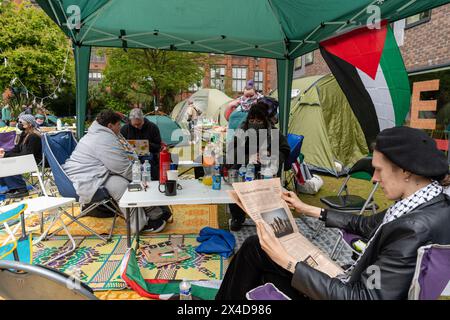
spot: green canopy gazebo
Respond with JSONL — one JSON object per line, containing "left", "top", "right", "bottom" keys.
{"left": 36, "top": 0, "right": 449, "bottom": 138}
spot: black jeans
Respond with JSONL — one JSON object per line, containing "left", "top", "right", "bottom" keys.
{"left": 229, "top": 203, "right": 246, "bottom": 222}
{"left": 216, "top": 235, "right": 308, "bottom": 300}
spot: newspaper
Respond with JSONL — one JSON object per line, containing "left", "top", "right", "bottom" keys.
{"left": 229, "top": 178, "right": 343, "bottom": 277}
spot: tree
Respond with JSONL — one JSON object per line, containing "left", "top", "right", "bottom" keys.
{"left": 0, "top": 1, "right": 74, "bottom": 117}
{"left": 102, "top": 48, "right": 210, "bottom": 114}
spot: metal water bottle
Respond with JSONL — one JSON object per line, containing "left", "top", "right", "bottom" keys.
{"left": 159, "top": 144, "right": 171, "bottom": 184}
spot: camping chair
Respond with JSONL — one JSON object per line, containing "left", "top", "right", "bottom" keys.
{"left": 329, "top": 229, "right": 364, "bottom": 261}
{"left": 409, "top": 244, "right": 450, "bottom": 300}
{"left": 283, "top": 133, "right": 304, "bottom": 189}
{"left": 42, "top": 131, "right": 121, "bottom": 242}
{"left": 0, "top": 154, "right": 76, "bottom": 265}
{"left": 320, "top": 157, "right": 379, "bottom": 215}
{"left": 0, "top": 260, "right": 97, "bottom": 300}
{"left": 316, "top": 157, "right": 379, "bottom": 251}
{"left": 0, "top": 204, "right": 32, "bottom": 264}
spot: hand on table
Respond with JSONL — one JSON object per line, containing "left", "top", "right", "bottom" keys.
{"left": 0, "top": 148, "right": 5, "bottom": 158}
{"left": 256, "top": 221, "right": 297, "bottom": 273}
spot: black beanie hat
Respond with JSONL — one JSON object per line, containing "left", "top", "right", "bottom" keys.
{"left": 375, "top": 126, "right": 448, "bottom": 178}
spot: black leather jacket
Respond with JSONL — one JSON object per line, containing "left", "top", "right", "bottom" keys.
{"left": 292, "top": 193, "right": 450, "bottom": 300}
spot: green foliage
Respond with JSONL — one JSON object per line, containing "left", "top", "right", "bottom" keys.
{"left": 88, "top": 83, "right": 132, "bottom": 117}
{"left": 0, "top": 1, "right": 74, "bottom": 118}
{"left": 102, "top": 48, "right": 209, "bottom": 114}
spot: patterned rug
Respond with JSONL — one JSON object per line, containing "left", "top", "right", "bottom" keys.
{"left": 1, "top": 203, "right": 218, "bottom": 242}
{"left": 231, "top": 216, "right": 354, "bottom": 266}
{"left": 32, "top": 234, "right": 228, "bottom": 291}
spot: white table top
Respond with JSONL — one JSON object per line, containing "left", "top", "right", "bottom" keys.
{"left": 119, "top": 179, "right": 234, "bottom": 208}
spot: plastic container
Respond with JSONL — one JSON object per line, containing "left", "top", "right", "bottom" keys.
{"left": 179, "top": 279, "right": 192, "bottom": 300}
{"left": 212, "top": 165, "right": 221, "bottom": 190}
{"left": 245, "top": 163, "right": 255, "bottom": 181}
{"left": 132, "top": 160, "right": 141, "bottom": 183}
{"left": 238, "top": 165, "right": 247, "bottom": 182}
{"left": 142, "top": 160, "right": 151, "bottom": 185}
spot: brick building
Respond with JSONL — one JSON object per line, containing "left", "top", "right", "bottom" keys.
{"left": 201, "top": 55, "right": 277, "bottom": 98}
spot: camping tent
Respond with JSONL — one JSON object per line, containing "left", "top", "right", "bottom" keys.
{"left": 35, "top": 0, "right": 449, "bottom": 139}
{"left": 272, "top": 74, "right": 369, "bottom": 175}
{"left": 145, "top": 115, "right": 189, "bottom": 147}
{"left": 171, "top": 89, "right": 233, "bottom": 127}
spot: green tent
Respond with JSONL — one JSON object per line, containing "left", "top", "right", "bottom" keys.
{"left": 272, "top": 74, "right": 369, "bottom": 175}
{"left": 171, "top": 89, "right": 232, "bottom": 128}
{"left": 35, "top": 0, "right": 449, "bottom": 138}
{"left": 145, "top": 115, "right": 189, "bottom": 147}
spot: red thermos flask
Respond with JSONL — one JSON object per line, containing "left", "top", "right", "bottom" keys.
{"left": 159, "top": 144, "right": 171, "bottom": 184}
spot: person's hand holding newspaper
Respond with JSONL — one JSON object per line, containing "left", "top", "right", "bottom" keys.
{"left": 282, "top": 191, "right": 321, "bottom": 218}
{"left": 256, "top": 221, "right": 298, "bottom": 273}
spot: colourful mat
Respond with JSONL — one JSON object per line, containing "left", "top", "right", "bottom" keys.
{"left": 32, "top": 234, "right": 228, "bottom": 291}
{"left": 1, "top": 203, "right": 219, "bottom": 242}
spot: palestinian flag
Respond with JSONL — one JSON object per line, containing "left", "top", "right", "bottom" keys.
{"left": 120, "top": 248, "right": 221, "bottom": 300}
{"left": 320, "top": 21, "right": 411, "bottom": 146}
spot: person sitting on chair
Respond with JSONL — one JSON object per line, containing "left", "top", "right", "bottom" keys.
{"left": 226, "top": 102, "right": 290, "bottom": 232}
{"left": 120, "top": 108, "right": 161, "bottom": 181}
{"left": 0, "top": 114, "right": 42, "bottom": 198}
{"left": 63, "top": 109, "right": 171, "bottom": 234}
{"left": 216, "top": 126, "right": 450, "bottom": 300}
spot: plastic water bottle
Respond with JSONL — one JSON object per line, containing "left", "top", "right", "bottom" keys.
{"left": 245, "top": 163, "right": 255, "bottom": 181}
{"left": 212, "top": 165, "right": 221, "bottom": 190}
{"left": 260, "top": 160, "right": 273, "bottom": 179}
{"left": 132, "top": 160, "right": 141, "bottom": 183}
{"left": 142, "top": 160, "right": 151, "bottom": 185}
{"left": 179, "top": 279, "right": 192, "bottom": 300}
{"left": 238, "top": 165, "right": 247, "bottom": 182}
{"left": 56, "top": 118, "right": 62, "bottom": 131}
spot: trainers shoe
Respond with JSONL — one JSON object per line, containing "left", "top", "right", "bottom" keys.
{"left": 142, "top": 219, "right": 167, "bottom": 233}
{"left": 160, "top": 206, "right": 173, "bottom": 223}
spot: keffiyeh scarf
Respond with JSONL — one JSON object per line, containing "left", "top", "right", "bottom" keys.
{"left": 340, "top": 181, "right": 443, "bottom": 282}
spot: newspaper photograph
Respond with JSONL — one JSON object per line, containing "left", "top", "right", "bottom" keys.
{"left": 229, "top": 178, "right": 343, "bottom": 277}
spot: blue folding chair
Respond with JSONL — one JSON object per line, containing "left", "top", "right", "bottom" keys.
{"left": 41, "top": 131, "right": 121, "bottom": 242}
{"left": 0, "top": 204, "right": 32, "bottom": 264}
{"left": 283, "top": 133, "right": 304, "bottom": 189}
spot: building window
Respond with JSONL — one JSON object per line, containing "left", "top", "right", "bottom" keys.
{"left": 254, "top": 70, "right": 264, "bottom": 92}
{"left": 210, "top": 65, "right": 226, "bottom": 90}
{"left": 405, "top": 10, "right": 431, "bottom": 29}
{"left": 232, "top": 66, "right": 247, "bottom": 92}
{"left": 305, "top": 52, "right": 314, "bottom": 65}
{"left": 294, "top": 57, "right": 302, "bottom": 70}
{"left": 89, "top": 72, "right": 103, "bottom": 81}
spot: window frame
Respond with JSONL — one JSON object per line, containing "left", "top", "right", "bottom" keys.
{"left": 405, "top": 10, "right": 432, "bottom": 29}
{"left": 253, "top": 70, "right": 264, "bottom": 92}
{"left": 210, "top": 65, "right": 226, "bottom": 91}
{"left": 232, "top": 66, "right": 248, "bottom": 93}
{"left": 305, "top": 52, "right": 314, "bottom": 66}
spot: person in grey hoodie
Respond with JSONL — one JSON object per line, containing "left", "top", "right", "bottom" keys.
{"left": 63, "top": 109, "right": 171, "bottom": 233}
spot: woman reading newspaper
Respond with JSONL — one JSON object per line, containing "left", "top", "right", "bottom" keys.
{"left": 216, "top": 126, "right": 450, "bottom": 300}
